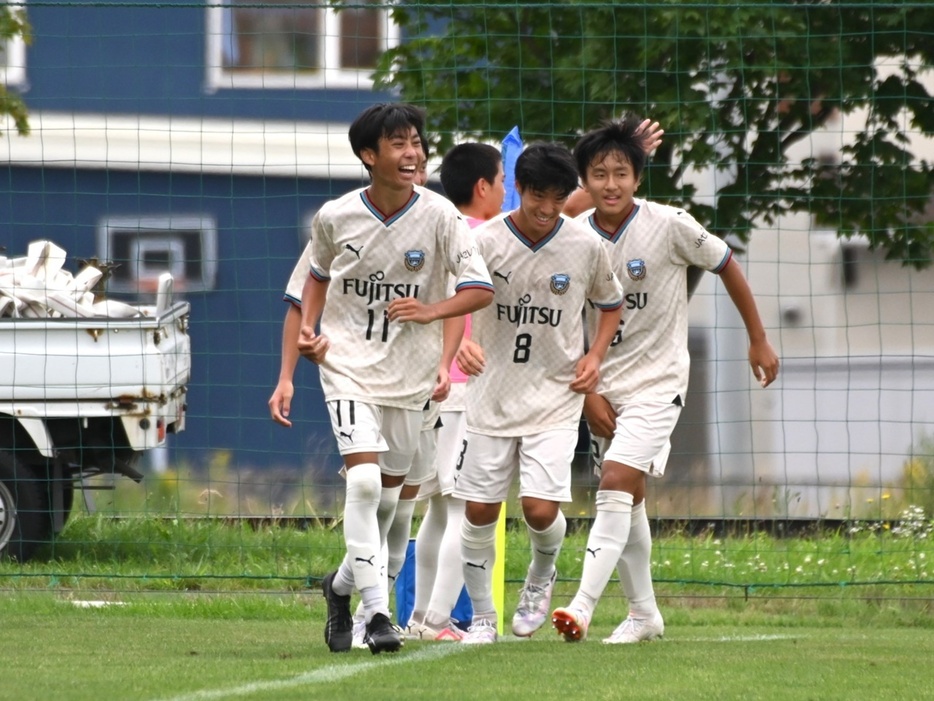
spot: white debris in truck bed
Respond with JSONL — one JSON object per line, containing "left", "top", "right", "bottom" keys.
{"left": 0, "top": 240, "right": 140, "bottom": 319}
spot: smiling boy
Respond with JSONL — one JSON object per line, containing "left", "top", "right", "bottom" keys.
{"left": 296, "top": 103, "right": 494, "bottom": 654}
{"left": 452, "top": 142, "right": 624, "bottom": 644}
{"left": 551, "top": 116, "right": 779, "bottom": 644}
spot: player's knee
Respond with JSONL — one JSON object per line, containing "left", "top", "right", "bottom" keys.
{"left": 599, "top": 460, "right": 644, "bottom": 494}
{"left": 520, "top": 499, "right": 560, "bottom": 531}
{"left": 464, "top": 501, "right": 500, "bottom": 527}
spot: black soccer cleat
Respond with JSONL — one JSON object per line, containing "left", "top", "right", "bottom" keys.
{"left": 322, "top": 571, "right": 353, "bottom": 653}
{"left": 364, "top": 612, "right": 404, "bottom": 655}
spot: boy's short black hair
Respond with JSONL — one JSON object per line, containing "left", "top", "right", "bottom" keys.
{"left": 349, "top": 103, "right": 428, "bottom": 171}
{"left": 514, "top": 142, "right": 579, "bottom": 199}
{"left": 440, "top": 143, "right": 502, "bottom": 207}
{"left": 574, "top": 116, "right": 649, "bottom": 182}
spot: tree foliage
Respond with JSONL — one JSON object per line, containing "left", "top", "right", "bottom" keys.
{"left": 375, "top": 0, "right": 934, "bottom": 268}
{"left": 1, "top": 5, "right": 31, "bottom": 137}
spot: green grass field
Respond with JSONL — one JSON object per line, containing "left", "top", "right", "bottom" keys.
{"left": 2, "top": 516, "right": 933, "bottom": 700}
{"left": 2, "top": 593, "right": 933, "bottom": 701}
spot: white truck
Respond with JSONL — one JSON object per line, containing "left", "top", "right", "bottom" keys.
{"left": 0, "top": 241, "right": 191, "bottom": 561}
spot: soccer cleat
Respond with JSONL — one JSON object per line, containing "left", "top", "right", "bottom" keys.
{"left": 551, "top": 606, "right": 590, "bottom": 642}
{"left": 602, "top": 611, "right": 665, "bottom": 645}
{"left": 351, "top": 612, "right": 367, "bottom": 649}
{"left": 322, "top": 571, "right": 353, "bottom": 653}
{"left": 511, "top": 569, "right": 557, "bottom": 637}
{"left": 461, "top": 618, "right": 498, "bottom": 645}
{"left": 363, "top": 612, "right": 405, "bottom": 654}
{"left": 405, "top": 620, "right": 464, "bottom": 642}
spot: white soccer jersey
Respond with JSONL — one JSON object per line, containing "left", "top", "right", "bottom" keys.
{"left": 466, "top": 213, "right": 623, "bottom": 436}
{"left": 305, "top": 185, "right": 493, "bottom": 410}
{"left": 577, "top": 197, "right": 732, "bottom": 405}
{"left": 284, "top": 239, "right": 312, "bottom": 305}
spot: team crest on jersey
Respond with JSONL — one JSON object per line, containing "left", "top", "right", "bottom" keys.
{"left": 404, "top": 250, "right": 426, "bottom": 272}
{"left": 550, "top": 273, "right": 571, "bottom": 295}
{"left": 626, "top": 259, "right": 647, "bottom": 281}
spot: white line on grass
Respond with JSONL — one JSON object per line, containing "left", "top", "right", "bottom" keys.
{"left": 678, "top": 634, "right": 801, "bottom": 642}
{"left": 150, "top": 644, "right": 468, "bottom": 701}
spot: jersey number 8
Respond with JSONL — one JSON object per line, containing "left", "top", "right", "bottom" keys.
{"left": 513, "top": 333, "right": 532, "bottom": 364}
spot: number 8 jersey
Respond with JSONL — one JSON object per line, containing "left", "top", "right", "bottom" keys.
{"left": 305, "top": 185, "right": 494, "bottom": 410}
{"left": 466, "top": 213, "right": 623, "bottom": 437}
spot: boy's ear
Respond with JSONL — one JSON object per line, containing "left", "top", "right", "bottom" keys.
{"left": 360, "top": 147, "right": 378, "bottom": 168}
{"left": 475, "top": 178, "right": 490, "bottom": 199}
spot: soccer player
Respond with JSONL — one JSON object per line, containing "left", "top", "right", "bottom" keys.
{"left": 296, "top": 103, "right": 494, "bottom": 654}
{"left": 268, "top": 133, "right": 433, "bottom": 430}
{"left": 271, "top": 141, "right": 447, "bottom": 652}
{"left": 550, "top": 116, "right": 779, "bottom": 644}
{"left": 406, "top": 142, "right": 507, "bottom": 641}
{"left": 562, "top": 119, "right": 664, "bottom": 219}
{"left": 452, "top": 142, "right": 624, "bottom": 644}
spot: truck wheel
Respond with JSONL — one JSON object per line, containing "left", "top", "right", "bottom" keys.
{"left": 0, "top": 452, "right": 52, "bottom": 562}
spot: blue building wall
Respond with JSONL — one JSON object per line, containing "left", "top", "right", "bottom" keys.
{"left": 0, "top": 2, "right": 413, "bottom": 471}
{"left": 2, "top": 164, "right": 369, "bottom": 471}
{"left": 24, "top": 0, "right": 384, "bottom": 122}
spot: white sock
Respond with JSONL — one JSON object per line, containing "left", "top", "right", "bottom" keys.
{"left": 376, "top": 485, "right": 403, "bottom": 593}
{"left": 413, "top": 493, "right": 447, "bottom": 621}
{"left": 423, "top": 497, "right": 467, "bottom": 628}
{"left": 377, "top": 485, "right": 402, "bottom": 544}
{"left": 387, "top": 497, "right": 417, "bottom": 588}
{"left": 334, "top": 555, "right": 356, "bottom": 598}
{"left": 570, "top": 490, "right": 633, "bottom": 616}
{"left": 617, "top": 501, "right": 658, "bottom": 616}
{"left": 461, "top": 517, "right": 498, "bottom": 618}
{"left": 527, "top": 510, "right": 566, "bottom": 581}
{"left": 342, "top": 464, "right": 384, "bottom": 612}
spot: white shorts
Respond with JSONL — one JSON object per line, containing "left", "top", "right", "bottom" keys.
{"left": 418, "top": 409, "right": 466, "bottom": 500}
{"left": 592, "top": 400, "right": 681, "bottom": 478}
{"left": 326, "top": 400, "right": 422, "bottom": 477}
{"left": 406, "top": 402, "right": 442, "bottom": 486}
{"left": 452, "top": 427, "right": 577, "bottom": 504}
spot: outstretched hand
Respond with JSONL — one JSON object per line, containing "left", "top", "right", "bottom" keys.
{"left": 635, "top": 118, "right": 664, "bottom": 154}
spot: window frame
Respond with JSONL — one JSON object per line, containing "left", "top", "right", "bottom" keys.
{"left": 1, "top": 0, "right": 27, "bottom": 88}
{"left": 204, "top": 0, "right": 399, "bottom": 92}
{"left": 97, "top": 214, "right": 218, "bottom": 294}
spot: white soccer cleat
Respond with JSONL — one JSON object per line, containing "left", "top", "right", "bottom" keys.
{"left": 461, "top": 618, "right": 498, "bottom": 645}
{"left": 405, "top": 620, "right": 464, "bottom": 642}
{"left": 602, "top": 611, "right": 665, "bottom": 644}
{"left": 551, "top": 606, "right": 590, "bottom": 642}
{"left": 511, "top": 569, "right": 557, "bottom": 637}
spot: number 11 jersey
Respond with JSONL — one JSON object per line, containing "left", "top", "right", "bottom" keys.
{"left": 306, "top": 185, "right": 493, "bottom": 410}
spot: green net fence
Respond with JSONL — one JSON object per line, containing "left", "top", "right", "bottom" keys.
{"left": 1, "top": 1, "right": 933, "bottom": 598}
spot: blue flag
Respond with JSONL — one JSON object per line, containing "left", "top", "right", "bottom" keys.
{"left": 501, "top": 126, "right": 523, "bottom": 212}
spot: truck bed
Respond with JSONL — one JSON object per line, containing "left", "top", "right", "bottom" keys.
{"left": 0, "top": 301, "right": 191, "bottom": 406}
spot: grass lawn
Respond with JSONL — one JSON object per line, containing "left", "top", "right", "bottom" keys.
{"left": 2, "top": 593, "right": 933, "bottom": 701}
{"left": 2, "top": 515, "right": 933, "bottom": 700}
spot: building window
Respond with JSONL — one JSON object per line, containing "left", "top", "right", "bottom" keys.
{"left": 98, "top": 215, "right": 218, "bottom": 294}
{"left": 1, "top": 1, "right": 27, "bottom": 88}
{"left": 205, "top": 0, "right": 398, "bottom": 91}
